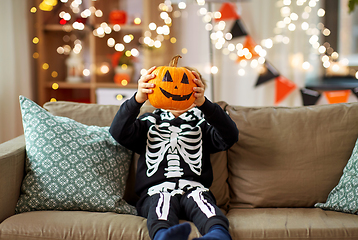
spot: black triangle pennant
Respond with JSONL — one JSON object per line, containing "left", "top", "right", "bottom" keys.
{"left": 255, "top": 61, "right": 280, "bottom": 86}
{"left": 300, "top": 88, "right": 321, "bottom": 106}
{"left": 352, "top": 87, "right": 358, "bottom": 99}
{"left": 230, "top": 19, "right": 248, "bottom": 39}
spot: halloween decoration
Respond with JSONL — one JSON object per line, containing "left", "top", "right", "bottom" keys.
{"left": 148, "top": 55, "right": 197, "bottom": 110}
{"left": 109, "top": 10, "right": 127, "bottom": 25}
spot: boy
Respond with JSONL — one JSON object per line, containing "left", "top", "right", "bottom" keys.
{"left": 109, "top": 66, "right": 238, "bottom": 240}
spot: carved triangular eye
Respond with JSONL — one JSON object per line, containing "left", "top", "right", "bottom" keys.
{"left": 181, "top": 73, "right": 189, "bottom": 84}
{"left": 162, "top": 70, "right": 173, "bottom": 82}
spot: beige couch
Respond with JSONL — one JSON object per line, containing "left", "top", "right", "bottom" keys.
{"left": 1, "top": 100, "right": 358, "bottom": 240}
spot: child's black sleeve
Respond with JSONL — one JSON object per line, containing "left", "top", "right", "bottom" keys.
{"left": 109, "top": 93, "right": 147, "bottom": 153}
{"left": 198, "top": 98, "right": 239, "bottom": 153}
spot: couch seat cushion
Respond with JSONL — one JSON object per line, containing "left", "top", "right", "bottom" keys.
{"left": 0, "top": 211, "right": 201, "bottom": 240}
{"left": 227, "top": 208, "right": 358, "bottom": 240}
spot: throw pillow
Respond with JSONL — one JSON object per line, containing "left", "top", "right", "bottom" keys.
{"left": 16, "top": 96, "right": 137, "bottom": 215}
{"left": 315, "top": 137, "right": 358, "bottom": 214}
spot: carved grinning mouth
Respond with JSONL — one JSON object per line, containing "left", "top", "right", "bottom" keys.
{"left": 160, "top": 87, "right": 193, "bottom": 101}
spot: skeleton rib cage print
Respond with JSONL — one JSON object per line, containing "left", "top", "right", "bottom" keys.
{"left": 144, "top": 115, "right": 204, "bottom": 179}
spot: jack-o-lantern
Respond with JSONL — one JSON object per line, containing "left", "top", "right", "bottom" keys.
{"left": 148, "top": 55, "right": 197, "bottom": 110}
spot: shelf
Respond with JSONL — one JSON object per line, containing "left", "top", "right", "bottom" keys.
{"left": 45, "top": 81, "right": 137, "bottom": 89}
{"left": 45, "top": 81, "right": 92, "bottom": 89}
{"left": 96, "top": 82, "right": 138, "bottom": 88}
{"left": 44, "top": 24, "right": 143, "bottom": 32}
{"left": 34, "top": 0, "right": 157, "bottom": 105}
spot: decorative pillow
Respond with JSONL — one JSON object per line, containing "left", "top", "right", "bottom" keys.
{"left": 16, "top": 96, "right": 137, "bottom": 215}
{"left": 315, "top": 137, "right": 358, "bottom": 214}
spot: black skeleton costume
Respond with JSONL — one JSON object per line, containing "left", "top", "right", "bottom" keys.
{"left": 109, "top": 94, "right": 238, "bottom": 239}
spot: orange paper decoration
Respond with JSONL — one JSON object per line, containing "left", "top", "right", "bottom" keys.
{"left": 216, "top": 3, "right": 240, "bottom": 21}
{"left": 324, "top": 90, "right": 350, "bottom": 104}
{"left": 236, "top": 36, "right": 260, "bottom": 62}
{"left": 275, "top": 76, "right": 297, "bottom": 105}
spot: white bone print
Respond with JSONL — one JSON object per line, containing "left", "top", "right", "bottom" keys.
{"left": 145, "top": 122, "right": 202, "bottom": 178}
{"left": 156, "top": 192, "right": 172, "bottom": 220}
{"left": 187, "top": 188, "right": 216, "bottom": 218}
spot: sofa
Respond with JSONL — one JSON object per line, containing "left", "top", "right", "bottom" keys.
{"left": 1, "top": 97, "right": 358, "bottom": 240}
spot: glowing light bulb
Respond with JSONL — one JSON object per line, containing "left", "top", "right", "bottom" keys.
{"left": 238, "top": 69, "right": 245, "bottom": 76}
{"left": 211, "top": 66, "right": 218, "bottom": 74}
{"left": 83, "top": 69, "right": 90, "bottom": 76}
{"left": 149, "top": 22, "right": 157, "bottom": 30}
{"left": 121, "top": 80, "right": 128, "bottom": 86}
{"left": 52, "top": 82, "right": 59, "bottom": 89}
{"left": 116, "top": 94, "right": 123, "bottom": 101}
{"left": 302, "top": 62, "right": 310, "bottom": 70}
{"left": 134, "top": 18, "right": 141, "bottom": 25}
{"left": 107, "top": 38, "right": 115, "bottom": 47}
{"left": 178, "top": 2, "right": 186, "bottom": 9}
{"left": 317, "top": 8, "right": 325, "bottom": 17}
{"left": 42, "top": 63, "right": 49, "bottom": 70}
{"left": 51, "top": 71, "right": 58, "bottom": 78}
{"left": 33, "top": 37, "right": 39, "bottom": 44}
{"left": 115, "top": 43, "right": 125, "bottom": 52}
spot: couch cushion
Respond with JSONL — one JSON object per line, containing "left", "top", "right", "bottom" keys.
{"left": 43, "top": 101, "right": 156, "bottom": 127}
{"left": 315, "top": 137, "right": 358, "bottom": 214}
{"left": 0, "top": 211, "right": 201, "bottom": 240}
{"left": 17, "top": 96, "right": 136, "bottom": 214}
{"left": 43, "top": 100, "right": 231, "bottom": 209}
{"left": 227, "top": 103, "right": 358, "bottom": 208}
{"left": 226, "top": 208, "right": 358, "bottom": 240}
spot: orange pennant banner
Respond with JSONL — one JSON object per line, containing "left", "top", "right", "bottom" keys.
{"left": 236, "top": 36, "right": 260, "bottom": 62}
{"left": 216, "top": 3, "right": 240, "bottom": 21}
{"left": 324, "top": 90, "right": 351, "bottom": 104}
{"left": 275, "top": 76, "right": 297, "bottom": 105}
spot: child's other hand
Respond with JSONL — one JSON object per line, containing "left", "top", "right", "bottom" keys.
{"left": 135, "top": 66, "right": 156, "bottom": 104}
{"left": 192, "top": 71, "right": 205, "bottom": 107}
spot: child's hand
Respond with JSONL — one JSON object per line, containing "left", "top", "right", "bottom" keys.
{"left": 135, "top": 66, "right": 156, "bottom": 104}
{"left": 192, "top": 71, "right": 205, "bottom": 107}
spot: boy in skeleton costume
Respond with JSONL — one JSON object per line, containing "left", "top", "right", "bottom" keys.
{"left": 110, "top": 66, "right": 238, "bottom": 240}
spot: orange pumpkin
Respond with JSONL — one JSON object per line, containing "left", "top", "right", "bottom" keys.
{"left": 114, "top": 73, "right": 130, "bottom": 86}
{"left": 109, "top": 10, "right": 127, "bottom": 25}
{"left": 148, "top": 55, "right": 197, "bottom": 110}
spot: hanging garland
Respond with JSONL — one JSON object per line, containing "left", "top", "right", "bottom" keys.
{"left": 208, "top": 1, "right": 358, "bottom": 105}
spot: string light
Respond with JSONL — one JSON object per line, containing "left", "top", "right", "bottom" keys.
{"left": 42, "top": 63, "right": 49, "bottom": 70}
{"left": 34, "top": 0, "right": 347, "bottom": 82}
{"left": 33, "top": 52, "right": 39, "bottom": 59}
{"left": 52, "top": 82, "right": 59, "bottom": 89}
{"left": 32, "top": 37, "right": 39, "bottom": 44}
{"left": 134, "top": 18, "right": 142, "bottom": 25}
{"left": 51, "top": 71, "right": 58, "bottom": 78}
{"left": 115, "top": 43, "right": 124, "bottom": 52}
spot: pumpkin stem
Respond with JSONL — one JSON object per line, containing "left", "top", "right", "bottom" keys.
{"left": 169, "top": 55, "right": 182, "bottom": 67}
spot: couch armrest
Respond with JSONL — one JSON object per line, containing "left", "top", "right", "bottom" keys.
{"left": 0, "top": 135, "right": 26, "bottom": 223}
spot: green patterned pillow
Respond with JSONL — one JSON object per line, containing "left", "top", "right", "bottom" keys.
{"left": 315, "top": 137, "right": 358, "bottom": 214}
{"left": 16, "top": 96, "right": 137, "bottom": 215}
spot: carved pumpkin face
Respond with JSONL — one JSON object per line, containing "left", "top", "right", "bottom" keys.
{"left": 148, "top": 56, "right": 196, "bottom": 110}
